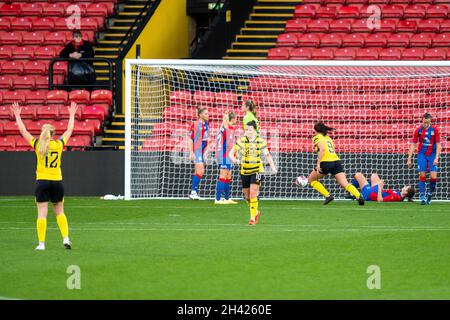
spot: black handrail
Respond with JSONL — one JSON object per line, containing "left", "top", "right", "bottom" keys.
{"left": 117, "top": 0, "right": 161, "bottom": 55}
{"left": 48, "top": 57, "right": 113, "bottom": 91}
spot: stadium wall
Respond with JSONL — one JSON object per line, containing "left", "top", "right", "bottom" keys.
{"left": 0, "top": 152, "right": 124, "bottom": 196}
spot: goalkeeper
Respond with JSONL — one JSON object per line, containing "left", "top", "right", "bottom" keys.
{"left": 242, "top": 100, "right": 259, "bottom": 133}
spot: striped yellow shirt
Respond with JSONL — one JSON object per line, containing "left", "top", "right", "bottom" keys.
{"left": 312, "top": 133, "right": 340, "bottom": 162}
{"left": 234, "top": 136, "right": 267, "bottom": 175}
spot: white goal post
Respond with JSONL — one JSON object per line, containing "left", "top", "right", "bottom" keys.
{"left": 124, "top": 60, "right": 449, "bottom": 201}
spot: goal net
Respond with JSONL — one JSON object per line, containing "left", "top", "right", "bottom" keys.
{"left": 125, "top": 60, "right": 449, "bottom": 200}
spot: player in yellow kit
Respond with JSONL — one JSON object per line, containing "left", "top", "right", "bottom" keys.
{"left": 229, "top": 121, "right": 277, "bottom": 225}
{"left": 11, "top": 101, "right": 78, "bottom": 250}
{"left": 307, "top": 122, "right": 364, "bottom": 205}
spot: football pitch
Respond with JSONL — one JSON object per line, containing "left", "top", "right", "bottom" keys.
{"left": 1, "top": 197, "right": 450, "bottom": 300}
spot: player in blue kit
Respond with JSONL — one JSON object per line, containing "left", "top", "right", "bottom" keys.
{"left": 215, "top": 111, "right": 238, "bottom": 204}
{"left": 189, "top": 107, "right": 209, "bottom": 200}
{"left": 407, "top": 113, "right": 441, "bottom": 205}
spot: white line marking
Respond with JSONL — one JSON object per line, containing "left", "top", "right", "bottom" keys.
{"left": 0, "top": 296, "right": 21, "bottom": 300}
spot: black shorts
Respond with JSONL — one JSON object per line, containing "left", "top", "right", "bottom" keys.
{"left": 35, "top": 180, "right": 64, "bottom": 203}
{"left": 318, "top": 161, "right": 344, "bottom": 176}
{"left": 241, "top": 173, "right": 262, "bottom": 189}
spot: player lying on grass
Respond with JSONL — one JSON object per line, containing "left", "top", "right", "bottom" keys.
{"left": 407, "top": 113, "right": 441, "bottom": 205}
{"left": 307, "top": 122, "right": 364, "bottom": 205}
{"left": 189, "top": 107, "right": 209, "bottom": 200}
{"left": 351, "top": 172, "right": 416, "bottom": 202}
{"left": 215, "top": 111, "right": 238, "bottom": 205}
{"left": 229, "top": 121, "right": 277, "bottom": 225}
{"left": 11, "top": 101, "right": 78, "bottom": 251}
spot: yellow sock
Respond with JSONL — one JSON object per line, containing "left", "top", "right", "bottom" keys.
{"left": 250, "top": 198, "right": 258, "bottom": 220}
{"left": 310, "top": 181, "right": 330, "bottom": 197}
{"left": 37, "top": 218, "right": 47, "bottom": 243}
{"left": 56, "top": 213, "right": 69, "bottom": 239}
{"left": 345, "top": 184, "right": 361, "bottom": 199}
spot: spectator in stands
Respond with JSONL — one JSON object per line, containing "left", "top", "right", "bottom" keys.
{"left": 59, "top": 30, "right": 96, "bottom": 88}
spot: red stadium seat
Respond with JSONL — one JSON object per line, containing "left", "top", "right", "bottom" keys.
{"left": 170, "top": 90, "right": 192, "bottom": 106}
{"left": 81, "top": 105, "right": 104, "bottom": 121}
{"left": 381, "top": 4, "right": 404, "bottom": 18}
{"left": 24, "top": 60, "right": 47, "bottom": 75}
{"left": 65, "top": 3, "right": 87, "bottom": 17}
{"left": 298, "top": 33, "right": 321, "bottom": 47}
{"left": 0, "top": 31, "right": 23, "bottom": 45}
{"left": 359, "top": 4, "right": 379, "bottom": 19}
{"left": 47, "top": 90, "right": 68, "bottom": 104}
{"left": 13, "top": 75, "right": 36, "bottom": 89}
{"left": 364, "top": 33, "right": 388, "bottom": 47}
{"left": 20, "top": 105, "right": 37, "bottom": 120}
{"left": 26, "top": 90, "right": 48, "bottom": 104}
{"left": 0, "top": 136, "right": 15, "bottom": 151}
{"left": 333, "top": 47, "right": 357, "bottom": 60}
{"left": 316, "top": 6, "right": 337, "bottom": 19}
{"left": 51, "top": 120, "right": 69, "bottom": 135}
{"left": 294, "top": 4, "right": 318, "bottom": 18}
{"left": 378, "top": 48, "right": 402, "bottom": 60}
{"left": 15, "top": 136, "right": 33, "bottom": 151}
{"left": 69, "top": 89, "right": 90, "bottom": 104}
{"left": 356, "top": 48, "right": 380, "bottom": 59}
{"left": 343, "top": 33, "right": 365, "bottom": 47}
{"left": 3, "top": 121, "right": 26, "bottom": 135}
{"left": 307, "top": 19, "right": 329, "bottom": 32}
{"left": 32, "top": 18, "right": 56, "bottom": 31}
{"left": 401, "top": 48, "right": 424, "bottom": 60}
{"left": 433, "top": 33, "right": 450, "bottom": 47}
{"left": 45, "top": 3, "right": 66, "bottom": 17}
{"left": 65, "top": 136, "right": 91, "bottom": 149}
{"left": 34, "top": 46, "right": 57, "bottom": 59}
{"left": 287, "top": 19, "right": 310, "bottom": 33}
{"left": 351, "top": 19, "right": 372, "bottom": 33}
{"left": 0, "top": 46, "right": 12, "bottom": 59}
{"left": 337, "top": 6, "right": 360, "bottom": 19}
{"left": 11, "top": 17, "right": 33, "bottom": 31}
{"left": 387, "top": 33, "right": 411, "bottom": 47}
{"left": 215, "top": 91, "right": 237, "bottom": 107}
{"left": 44, "top": 31, "right": 67, "bottom": 45}
{"left": 267, "top": 47, "right": 291, "bottom": 59}
{"left": 440, "top": 20, "right": 450, "bottom": 32}
{"left": 0, "top": 104, "right": 12, "bottom": 119}
{"left": 54, "top": 17, "right": 70, "bottom": 30}
{"left": 2, "top": 90, "right": 26, "bottom": 104}
{"left": 0, "top": 76, "right": 13, "bottom": 90}
{"left": 276, "top": 33, "right": 298, "bottom": 47}
{"left": 424, "top": 48, "right": 447, "bottom": 60}
{"left": 52, "top": 61, "right": 68, "bottom": 76}
{"left": 0, "top": 17, "right": 11, "bottom": 31}
{"left": 426, "top": 5, "right": 448, "bottom": 19}
{"left": 410, "top": 33, "right": 433, "bottom": 47}
{"left": 90, "top": 90, "right": 112, "bottom": 105}
{"left": 329, "top": 19, "right": 354, "bottom": 33}
{"left": 397, "top": 20, "right": 417, "bottom": 32}
{"left": 0, "top": 4, "right": 21, "bottom": 16}
{"left": 79, "top": 17, "right": 99, "bottom": 31}
{"left": 20, "top": 3, "right": 44, "bottom": 16}
{"left": 289, "top": 47, "right": 312, "bottom": 60}
{"left": 374, "top": 19, "right": 398, "bottom": 33}
{"left": 1, "top": 61, "right": 24, "bottom": 74}
{"left": 73, "top": 120, "right": 96, "bottom": 136}
{"left": 194, "top": 91, "right": 215, "bottom": 107}
{"left": 22, "top": 31, "right": 45, "bottom": 45}
{"left": 403, "top": 4, "right": 426, "bottom": 18}
{"left": 37, "top": 105, "right": 60, "bottom": 120}
{"left": 86, "top": 3, "right": 109, "bottom": 17}
{"left": 417, "top": 19, "right": 440, "bottom": 33}
{"left": 28, "top": 121, "right": 46, "bottom": 135}
{"left": 60, "top": 104, "right": 82, "bottom": 120}
{"left": 320, "top": 33, "right": 343, "bottom": 47}
{"left": 12, "top": 46, "right": 36, "bottom": 59}
{"left": 311, "top": 48, "right": 334, "bottom": 60}
{"left": 35, "top": 75, "right": 50, "bottom": 89}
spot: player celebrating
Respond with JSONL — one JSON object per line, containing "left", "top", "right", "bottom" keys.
{"left": 352, "top": 172, "right": 415, "bottom": 202}
{"left": 307, "top": 122, "right": 364, "bottom": 205}
{"left": 229, "top": 121, "right": 277, "bottom": 225}
{"left": 189, "top": 107, "right": 209, "bottom": 200}
{"left": 242, "top": 100, "right": 259, "bottom": 133}
{"left": 11, "top": 101, "right": 78, "bottom": 251}
{"left": 407, "top": 113, "right": 441, "bottom": 205}
{"left": 215, "top": 111, "right": 237, "bottom": 204}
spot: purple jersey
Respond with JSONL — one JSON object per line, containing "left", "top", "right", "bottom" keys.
{"left": 216, "top": 125, "right": 236, "bottom": 165}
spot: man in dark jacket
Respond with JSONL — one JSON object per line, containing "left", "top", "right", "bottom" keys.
{"left": 59, "top": 30, "right": 96, "bottom": 87}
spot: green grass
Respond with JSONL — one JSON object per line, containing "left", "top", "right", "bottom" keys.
{"left": 1, "top": 197, "right": 450, "bottom": 300}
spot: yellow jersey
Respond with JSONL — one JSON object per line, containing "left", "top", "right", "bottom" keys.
{"left": 30, "top": 137, "right": 67, "bottom": 181}
{"left": 312, "top": 133, "right": 340, "bottom": 162}
{"left": 234, "top": 136, "right": 267, "bottom": 175}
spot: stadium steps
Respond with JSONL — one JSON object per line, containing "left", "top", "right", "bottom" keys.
{"left": 101, "top": 118, "right": 125, "bottom": 148}
{"left": 224, "top": 0, "right": 302, "bottom": 59}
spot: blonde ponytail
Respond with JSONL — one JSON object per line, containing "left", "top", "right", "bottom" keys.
{"left": 38, "top": 124, "right": 54, "bottom": 158}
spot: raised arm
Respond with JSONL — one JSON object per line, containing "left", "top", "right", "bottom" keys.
{"left": 11, "top": 102, "right": 34, "bottom": 143}
{"left": 61, "top": 102, "right": 78, "bottom": 142}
